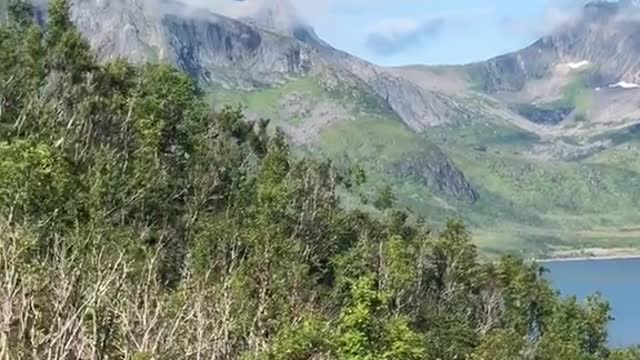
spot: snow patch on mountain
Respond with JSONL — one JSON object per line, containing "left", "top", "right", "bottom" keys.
{"left": 567, "top": 60, "right": 590, "bottom": 70}
{"left": 609, "top": 81, "right": 640, "bottom": 89}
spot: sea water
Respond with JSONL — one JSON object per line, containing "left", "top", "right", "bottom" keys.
{"left": 545, "top": 258, "right": 640, "bottom": 348}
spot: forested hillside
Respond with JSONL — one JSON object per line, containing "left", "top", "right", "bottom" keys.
{"left": 0, "top": 1, "right": 638, "bottom": 358}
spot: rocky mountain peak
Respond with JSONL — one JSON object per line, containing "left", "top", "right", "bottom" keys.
{"left": 469, "top": 0, "right": 640, "bottom": 93}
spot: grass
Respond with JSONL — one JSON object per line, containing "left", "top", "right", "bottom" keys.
{"left": 209, "top": 77, "right": 324, "bottom": 122}
{"left": 426, "top": 122, "right": 540, "bottom": 150}
{"left": 314, "top": 116, "right": 420, "bottom": 164}
{"left": 589, "top": 124, "right": 640, "bottom": 147}
{"left": 317, "top": 118, "right": 640, "bottom": 257}
{"left": 583, "top": 138, "right": 640, "bottom": 172}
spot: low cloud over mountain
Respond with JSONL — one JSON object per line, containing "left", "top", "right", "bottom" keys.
{"left": 364, "top": 17, "right": 447, "bottom": 56}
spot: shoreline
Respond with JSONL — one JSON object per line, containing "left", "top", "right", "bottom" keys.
{"left": 536, "top": 254, "right": 640, "bottom": 263}
{"left": 534, "top": 248, "right": 640, "bottom": 263}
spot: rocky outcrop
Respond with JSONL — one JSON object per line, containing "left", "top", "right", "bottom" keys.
{"left": 160, "top": 13, "right": 315, "bottom": 85}
{"left": 513, "top": 104, "right": 574, "bottom": 125}
{"left": 391, "top": 149, "right": 479, "bottom": 204}
{"left": 468, "top": 38, "right": 559, "bottom": 93}
{"left": 318, "top": 48, "right": 480, "bottom": 130}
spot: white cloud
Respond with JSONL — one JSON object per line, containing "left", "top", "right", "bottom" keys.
{"left": 175, "top": 0, "right": 331, "bottom": 22}
{"left": 364, "top": 17, "right": 446, "bottom": 56}
{"left": 499, "top": 1, "right": 595, "bottom": 37}
{"left": 175, "top": 0, "right": 397, "bottom": 24}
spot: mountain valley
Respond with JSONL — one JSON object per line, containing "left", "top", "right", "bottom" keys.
{"left": 8, "top": 0, "right": 640, "bottom": 257}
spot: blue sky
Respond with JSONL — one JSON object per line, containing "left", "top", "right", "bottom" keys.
{"left": 293, "top": 0, "right": 584, "bottom": 66}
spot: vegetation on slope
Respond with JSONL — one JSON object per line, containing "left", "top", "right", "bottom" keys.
{"left": 219, "top": 70, "right": 640, "bottom": 257}
{"left": 210, "top": 74, "right": 480, "bottom": 212}
{"left": 562, "top": 68, "right": 596, "bottom": 122}
{"left": 1, "top": 1, "right": 639, "bottom": 358}
{"left": 425, "top": 123, "right": 640, "bottom": 256}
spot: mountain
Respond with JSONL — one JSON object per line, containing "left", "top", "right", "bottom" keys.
{"left": 464, "top": 1, "right": 640, "bottom": 131}
{"left": 68, "top": 0, "right": 318, "bottom": 86}
{"left": 64, "top": 0, "right": 500, "bottom": 130}
{"left": 63, "top": 0, "right": 484, "bottom": 202}
{"left": 473, "top": 0, "right": 640, "bottom": 93}
{"left": 16, "top": 0, "right": 640, "bottom": 257}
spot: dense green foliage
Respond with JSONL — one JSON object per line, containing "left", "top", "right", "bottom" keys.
{"left": 0, "top": 1, "right": 635, "bottom": 358}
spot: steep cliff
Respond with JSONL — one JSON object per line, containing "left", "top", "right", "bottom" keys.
{"left": 69, "top": 0, "right": 317, "bottom": 87}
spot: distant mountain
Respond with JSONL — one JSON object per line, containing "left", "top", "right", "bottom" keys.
{"left": 14, "top": 0, "right": 640, "bottom": 256}
{"left": 470, "top": 1, "right": 640, "bottom": 91}
{"left": 66, "top": 0, "right": 315, "bottom": 86}
{"left": 467, "top": 0, "right": 640, "bottom": 129}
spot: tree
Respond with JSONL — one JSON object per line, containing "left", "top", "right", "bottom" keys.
{"left": 334, "top": 276, "right": 426, "bottom": 360}
{"left": 470, "top": 329, "right": 525, "bottom": 360}
{"left": 46, "top": 0, "right": 94, "bottom": 80}
{"left": 0, "top": 141, "right": 73, "bottom": 226}
{"left": 7, "top": 0, "right": 34, "bottom": 28}
{"left": 46, "top": 0, "right": 73, "bottom": 46}
{"left": 335, "top": 276, "right": 383, "bottom": 360}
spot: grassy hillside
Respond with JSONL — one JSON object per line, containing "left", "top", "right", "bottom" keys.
{"left": 210, "top": 77, "right": 640, "bottom": 258}
{"left": 211, "top": 77, "right": 477, "bottom": 185}
{"left": 425, "top": 122, "right": 640, "bottom": 257}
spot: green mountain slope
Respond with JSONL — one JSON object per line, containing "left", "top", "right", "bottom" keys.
{"left": 211, "top": 72, "right": 640, "bottom": 258}
{"left": 209, "top": 74, "right": 479, "bottom": 204}
{"left": 425, "top": 123, "right": 640, "bottom": 256}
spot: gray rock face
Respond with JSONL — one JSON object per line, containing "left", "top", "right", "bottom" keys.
{"left": 468, "top": 38, "right": 558, "bottom": 93}
{"left": 323, "top": 48, "right": 475, "bottom": 130}
{"left": 71, "top": 0, "right": 162, "bottom": 64}
{"left": 469, "top": 1, "right": 640, "bottom": 93}
{"left": 512, "top": 104, "right": 574, "bottom": 125}
{"left": 160, "top": 13, "right": 315, "bottom": 85}
{"left": 68, "top": 0, "right": 316, "bottom": 87}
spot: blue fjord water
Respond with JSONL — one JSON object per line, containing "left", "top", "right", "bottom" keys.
{"left": 545, "top": 258, "right": 640, "bottom": 348}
